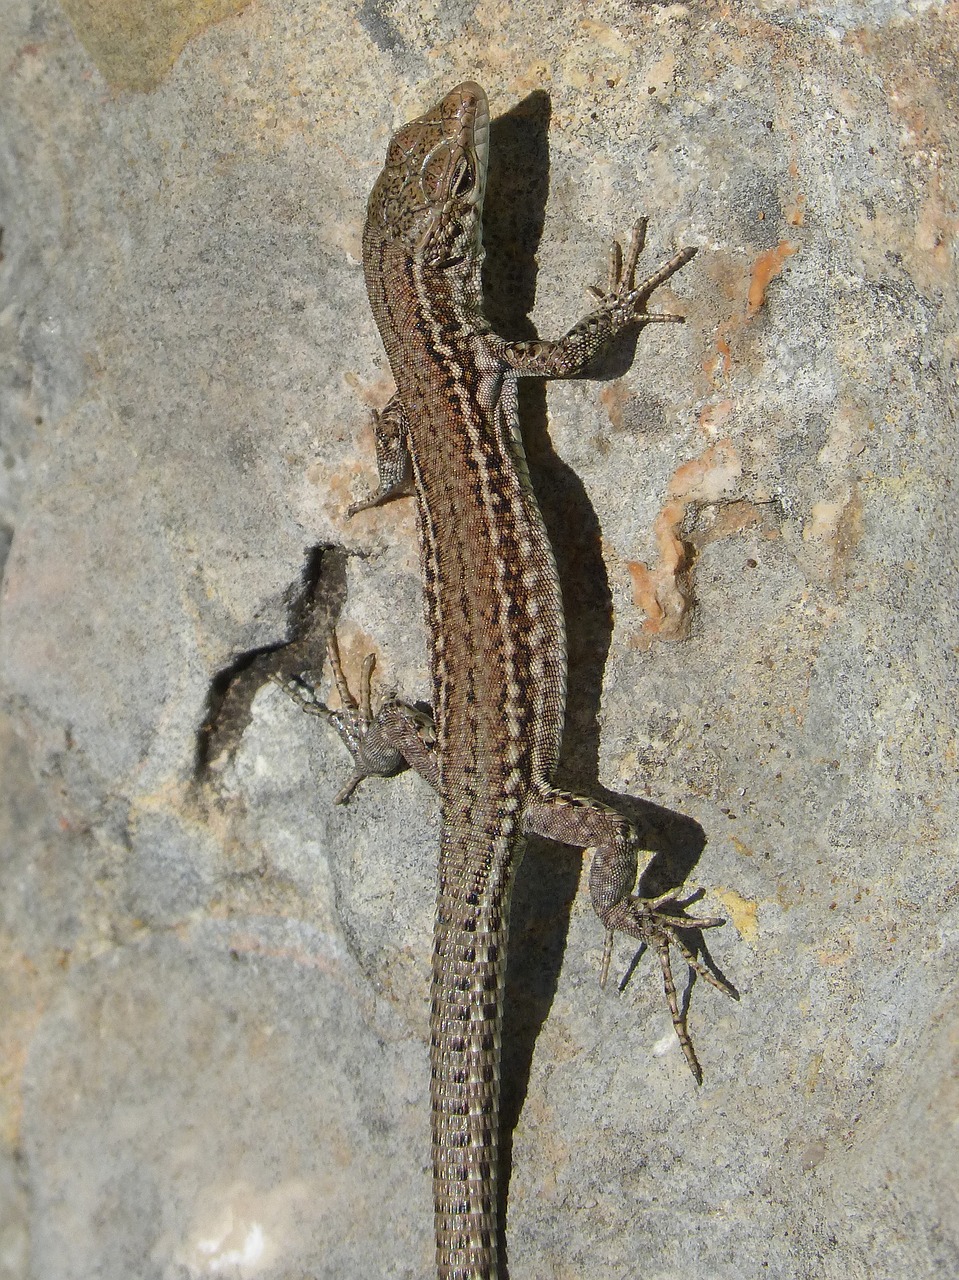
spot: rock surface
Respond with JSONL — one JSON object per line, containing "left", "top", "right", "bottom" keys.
{"left": 1, "top": 2, "right": 957, "bottom": 1278}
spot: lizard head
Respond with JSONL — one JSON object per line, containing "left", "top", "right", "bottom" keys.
{"left": 364, "top": 82, "right": 489, "bottom": 272}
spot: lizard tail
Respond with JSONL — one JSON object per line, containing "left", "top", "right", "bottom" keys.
{"left": 430, "top": 902, "right": 508, "bottom": 1279}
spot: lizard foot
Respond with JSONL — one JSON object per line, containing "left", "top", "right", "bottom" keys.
{"left": 601, "top": 890, "right": 738, "bottom": 1084}
{"left": 587, "top": 217, "right": 697, "bottom": 326}
{"left": 277, "top": 633, "right": 430, "bottom": 804}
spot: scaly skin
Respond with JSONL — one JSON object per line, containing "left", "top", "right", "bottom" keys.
{"left": 288, "top": 83, "right": 736, "bottom": 1280}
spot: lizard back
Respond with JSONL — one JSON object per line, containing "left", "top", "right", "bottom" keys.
{"left": 363, "top": 82, "right": 566, "bottom": 1278}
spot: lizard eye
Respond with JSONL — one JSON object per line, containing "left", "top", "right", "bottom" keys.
{"left": 449, "top": 157, "right": 474, "bottom": 200}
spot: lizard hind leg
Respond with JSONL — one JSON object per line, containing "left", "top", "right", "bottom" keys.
{"left": 597, "top": 880, "right": 737, "bottom": 1084}
{"left": 278, "top": 632, "right": 439, "bottom": 803}
{"left": 522, "top": 788, "right": 737, "bottom": 1083}
{"left": 603, "top": 890, "right": 734, "bottom": 1084}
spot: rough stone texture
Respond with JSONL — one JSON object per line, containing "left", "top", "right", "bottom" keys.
{"left": 1, "top": 2, "right": 957, "bottom": 1278}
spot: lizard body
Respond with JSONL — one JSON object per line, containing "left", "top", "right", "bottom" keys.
{"left": 293, "top": 82, "right": 733, "bottom": 1280}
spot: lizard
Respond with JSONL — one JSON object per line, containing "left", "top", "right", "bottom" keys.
{"left": 287, "top": 82, "right": 736, "bottom": 1280}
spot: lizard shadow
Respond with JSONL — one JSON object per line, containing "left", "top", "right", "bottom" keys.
{"left": 484, "top": 92, "right": 718, "bottom": 1277}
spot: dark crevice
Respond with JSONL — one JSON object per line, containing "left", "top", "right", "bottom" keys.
{"left": 0, "top": 521, "right": 13, "bottom": 588}
{"left": 195, "top": 544, "right": 348, "bottom": 779}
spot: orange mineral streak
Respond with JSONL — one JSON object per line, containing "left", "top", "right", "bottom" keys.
{"left": 628, "top": 497, "right": 687, "bottom": 632}
{"left": 710, "top": 325, "right": 734, "bottom": 378}
{"left": 707, "top": 240, "right": 798, "bottom": 379}
{"left": 628, "top": 440, "right": 742, "bottom": 641}
{"left": 746, "top": 242, "right": 798, "bottom": 318}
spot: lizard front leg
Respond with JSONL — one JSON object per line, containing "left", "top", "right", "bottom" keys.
{"left": 492, "top": 218, "right": 696, "bottom": 380}
{"left": 523, "top": 788, "right": 737, "bottom": 1084}
{"left": 347, "top": 392, "right": 415, "bottom": 515}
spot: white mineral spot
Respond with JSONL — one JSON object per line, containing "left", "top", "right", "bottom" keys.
{"left": 653, "top": 1030, "right": 678, "bottom": 1058}
{"left": 196, "top": 1221, "right": 265, "bottom": 1272}
{"left": 177, "top": 1179, "right": 308, "bottom": 1276}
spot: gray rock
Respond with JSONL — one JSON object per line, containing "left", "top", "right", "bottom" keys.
{"left": 1, "top": 2, "right": 956, "bottom": 1277}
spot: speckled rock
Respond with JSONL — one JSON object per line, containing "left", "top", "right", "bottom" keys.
{"left": 1, "top": 1, "right": 956, "bottom": 1278}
